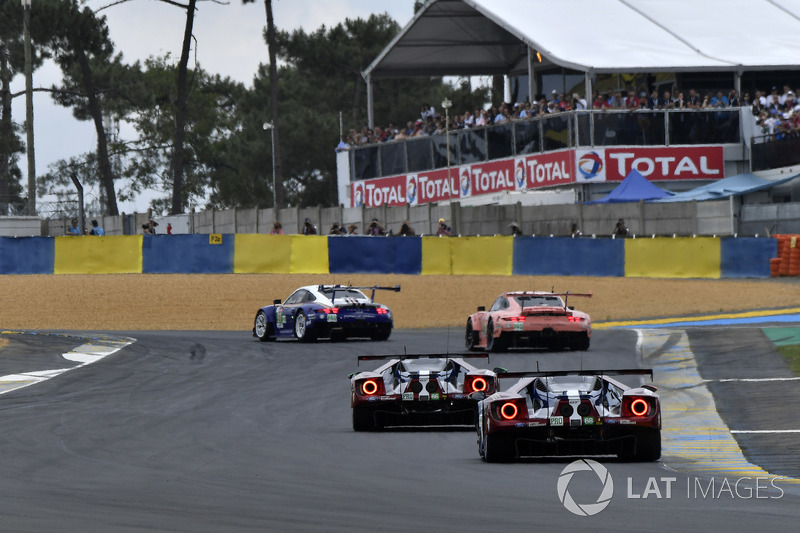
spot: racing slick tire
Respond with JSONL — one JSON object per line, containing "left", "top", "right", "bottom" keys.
{"left": 483, "top": 433, "right": 514, "bottom": 463}
{"left": 465, "top": 318, "right": 479, "bottom": 351}
{"left": 486, "top": 319, "right": 506, "bottom": 353}
{"left": 571, "top": 332, "right": 590, "bottom": 351}
{"left": 294, "top": 311, "right": 317, "bottom": 342}
{"left": 253, "top": 310, "right": 274, "bottom": 342}
{"left": 352, "top": 406, "right": 380, "bottom": 431}
{"left": 618, "top": 429, "right": 661, "bottom": 462}
{"left": 370, "top": 324, "right": 392, "bottom": 341}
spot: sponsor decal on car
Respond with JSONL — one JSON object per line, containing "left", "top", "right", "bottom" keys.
{"left": 451, "top": 394, "right": 466, "bottom": 400}
{"left": 583, "top": 417, "right": 595, "bottom": 425}
{"left": 605, "top": 418, "right": 618, "bottom": 424}
{"left": 367, "top": 396, "right": 379, "bottom": 402}
{"left": 402, "top": 392, "right": 414, "bottom": 401}
{"left": 380, "top": 396, "right": 396, "bottom": 401}
{"left": 528, "top": 421, "right": 546, "bottom": 427}
{"left": 550, "top": 416, "right": 564, "bottom": 426}
{"left": 620, "top": 419, "right": 637, "bottom": 425}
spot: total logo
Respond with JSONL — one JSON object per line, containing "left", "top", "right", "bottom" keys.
{"left": 557, "top": 459, "right": 614, "bottom": 516}
{"left": 459, "top": 167, "right": 471, "bottom": 197}
{"left": 406, "top": 175, "right": 418, "bottom": 205}
{"left": 578, "top": 151, "right": 604, "bottom": 180}
{"left": 353, "top": 184, "right": 364, "bottom": 207}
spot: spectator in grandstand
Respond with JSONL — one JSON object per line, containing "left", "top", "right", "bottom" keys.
{"left": 593, "top": 93, "right": 611, "bottom": 110}
{"left": 674, "top": 91, "right": 687, "bottom": 109}
{"left": 397, "top": 221, "right": 416, "bottom": 236}
{"left": 662, "top": 90, "right": 676, "bottom": 109}
{"left": 436, "top": 218, "right": 452, "bottom": 237}
{"left": 710, "top": 90, "right": 729, "bottom": 108}
{"left": 608, "top": 91, "right": 624, "bottom": 109}
{"left": 728, "top": 89, "right": 740, "bottom": 107}
{"left": 475, "top": 109, "right": 488, "bottom": 126}
{"left": 301, "top": 218, "right": 317, "bottom": 235}
{"left": 779, "top": 85, "right": 793, "bottom": 106}
{"left": 613, "top": 218, "right": 630, "bottom": 238}
{"left": 421, "top": 103, "right": 436, "bottom": 120}
{"left": 335, "top": 135, "right": 351, "bottom": 152}
{"left": 624, "top": 90, "right": 640, "bottom": 110}
{"left": 270, "top": 221, "right": 283, "bottom": 235}
{"left": 67, "top": 217, "right": 81, "bottom": 235}
{"left": 508, "top": 221, "right": 523, "bottom": 236}
{"left": 463, "top": 109, "right": 475, "bottom": 127}
{"left": 89, "top": 219, "right": 104, "bottom": 236}
{"left": 687, "top": 88, "right": 702, "bottom": 109}
{"left": 394, "top": 128, "right": 407, "bottom": 141}
{"left": 701, "top": 94, "right": 713, "bottom": 109}
{"left": 366, "top": 218, "right": 386, "bottom": 236}
{"left": 646, "top": 89, "right": 663, "bottom": 110}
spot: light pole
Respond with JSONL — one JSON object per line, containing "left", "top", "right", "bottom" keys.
{"left": 22, "top": 0, "right": 35, "bottom": 215}
{"left": 263, "top": 122, "right": 276, "bottom": 208}
{"left": 441, "top": 98, "right": 452, "bottom": 202}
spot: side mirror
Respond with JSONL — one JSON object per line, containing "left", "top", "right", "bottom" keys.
{"left": 493, "top": 367, "right": 508, "bottom": 374}
{"left": 477, "top": 306, "right": 486, "bottom": 312}
{"left": 469, "top": 391, "right": 486, "bottom": 401}
{"left": 273, "top": 299, "right": 281, "bottom": 305}
{"left": 568, "top": 306, "right": 575, "bottom": 310}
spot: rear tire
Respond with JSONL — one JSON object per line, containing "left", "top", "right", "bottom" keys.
{"left": 465, "top": 318, "right": 479, "bottom": 350}
{"left": 352, "top": 407, "right": 378, "bottom": 431}
{"left": 294, "top": 311, "right": 316, "bottom": 342}
{"left": 370, "top": 324, "right": 392, "bottom": 341}
{"left": 618, "top": 429, "right": 661, "bottom": 462}
{"left": 254, "top": 310, "right": 274, "bottom": 342}
{"left": 486, "top": 320, "right": 506, "bottom": 352}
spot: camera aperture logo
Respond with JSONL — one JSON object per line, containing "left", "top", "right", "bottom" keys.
{"left": 557, "top": 459, "right": 614, "bottom": 516}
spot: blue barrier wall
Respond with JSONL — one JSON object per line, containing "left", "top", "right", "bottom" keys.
{"left": 328, "top": 236, "right": 422, "bottom": 274}
{"left": 0, "top": 237, "right": 54, "bottom": 274}
{"left": 512, "top": 237, "right": 625, "bottom": 277}
{"left": 720, "top": 237, "right": 777, "bottom": 278}
{"left": 142, "top": 234, "right": 234, "bottom": 274}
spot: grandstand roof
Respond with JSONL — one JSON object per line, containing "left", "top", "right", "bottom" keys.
{"left": 364, "top": 0, "right": 800, "bottom": 79}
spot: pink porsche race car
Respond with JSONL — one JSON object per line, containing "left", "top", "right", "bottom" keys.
{"left": 465, "top": 291, "right": 592, "bottom": 352}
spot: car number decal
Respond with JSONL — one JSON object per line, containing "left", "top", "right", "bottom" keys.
{"left": 402, "top": 392, "right": 414, "bottom": 401}
{"left": 549, "top": 416, "right": 564, "bottom": 426}
{"left": 276, "top": 309, "right": 286, "bottom": 328}
{"left": 327, "top": 314, "right": 337, "bottom": 322}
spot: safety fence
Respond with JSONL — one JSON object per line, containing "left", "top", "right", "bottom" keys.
{"left": 0, "top": 234, "right": 777, "bottom": 279}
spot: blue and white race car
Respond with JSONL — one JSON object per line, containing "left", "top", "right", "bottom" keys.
{"left": 252, "top": 284, "right": 400, "bottom": 342}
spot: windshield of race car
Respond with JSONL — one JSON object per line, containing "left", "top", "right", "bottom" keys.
{"left": 398, "top": 358, "right": 451, "bottom": 373}
{"left": 514, "top": 295, "right": 563, "bottom": 307}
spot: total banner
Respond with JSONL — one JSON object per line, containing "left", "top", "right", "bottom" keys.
{"left": 574, "top": 146, "right": 725, "bottom": 183}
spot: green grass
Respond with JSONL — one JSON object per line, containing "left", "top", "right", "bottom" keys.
{"left": 778, "top": 344, "right": 800, "bottom": 375}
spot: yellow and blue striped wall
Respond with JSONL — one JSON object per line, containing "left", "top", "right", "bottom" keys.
{"left": 0, "top": 234, "right": 777, "bottom": 278}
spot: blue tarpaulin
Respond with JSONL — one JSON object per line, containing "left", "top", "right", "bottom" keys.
{"left": 586, "top": 169, "right": 673, "bottom": 203}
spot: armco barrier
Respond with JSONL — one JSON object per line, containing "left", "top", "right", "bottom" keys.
{"left": 0, "top": 235, "right": 781, "bottom": 278}
{"left": 0, "top": 237, "right": 54, "bottom": 274}
{"left": 328, "top": 236, "right": 421, "bottom": 274}
{"left": 512, "top": 237, "right": 624, "bottom": 277}
{"left": 143, "top": 234, "right": 234, "bottom": 274}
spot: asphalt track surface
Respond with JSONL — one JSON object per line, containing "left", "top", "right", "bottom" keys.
{"left": 0, "top": 326, "right": 798, "bottom": 532}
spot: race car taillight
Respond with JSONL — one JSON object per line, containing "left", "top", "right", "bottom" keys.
{"left": 375, "top": 308, "right": 388, "bottom": 315}
{"left": 568, "top": 316, "right": 582, "bottom": 322}
{"left": 464, "top": 375, "right": 490, "bottom": 394}
{"left": 494, "top": 398, "right": 526, "bottom": 421}
{"left": 504, "top": 316, "right": 525, "bottom": 322}
{"left": 322, "top": 307, "right": 339, "bottom": 314}
{"left": 358, "top": 378, "right": 385, "bottom": 397}
{"left": 622, "top": 396, "right": 656, "bottom": 417}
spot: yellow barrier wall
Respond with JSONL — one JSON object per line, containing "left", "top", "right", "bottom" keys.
{"left": 289, "top": 235, "right": 329, "bottom": 274}
{"left": 233, "top": 234, "right": 293, "bottom": 273}
{"left": 54, "top": 235, "right": 143, "bottom": 274}
{"left": 625, "top": 237, "right": 721, "bottom": 279}
{"left": 421, "top": 236, "right": 513, "bottom": 275}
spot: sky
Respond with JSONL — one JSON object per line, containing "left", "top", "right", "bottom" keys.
{"left": 9, "top": 0, "right": 416, "bottom": 215}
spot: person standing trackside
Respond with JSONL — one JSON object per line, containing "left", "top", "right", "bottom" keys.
{"left": 508, "top": 221, "right": 522, "bottom": 236}
{"left": 301, "top": 218, "right": 317, "bottom": 235}
{"left": 142, "top": 219, "right": 158, "bottom": 235}
{"left": 67, "top": 217, "right": 81, "bottom": 235}
{"left": 89, "top": 219, "right": 104, "bottom": 236}
{"left": 270, "top": 221, "right": 284, "bottom": 235}
{"left": 613, "top": 218, "right": 630, "bottom": 238}
{"left": 436, "top": 218, "right": 452, "bottom": 236}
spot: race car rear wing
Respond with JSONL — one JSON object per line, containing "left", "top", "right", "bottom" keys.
{"left": 511, "top": 291, "right": 592, "bottom": 312}
{"left": 357, "top": 353, "right": 489, "bottom": 366}
{"left": 319, "top": 284, "right": 401, "bottom": 302}
{"left": 496, "top": 368, "right": 653, "bottom": 380}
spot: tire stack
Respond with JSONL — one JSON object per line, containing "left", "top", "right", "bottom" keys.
{"left": 771, "top": 235, "right": 800, "bottom": 277}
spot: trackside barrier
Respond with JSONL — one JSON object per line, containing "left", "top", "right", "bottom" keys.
{"left": 0, "top": 237, "right": 54, "bottom": 274}
{"left": 143, "top": 234, "right": 234, "bottom": 274}
{"left": 328, "top": 236, "right": 421, "bottom": 274}
{"left": 0, "top": 235, "right": 781, "bottom": 278}
{"left": 512, "top": 237, "right": 624, "bottom": 277}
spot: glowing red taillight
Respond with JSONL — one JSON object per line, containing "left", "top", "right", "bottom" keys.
{"left": 622, "top": 396, "right": 654, "bottom": 417}
{"left": 322, "top": 307, "right": 339, "bottom": 314}
{"left": 500, "top": 402, "right": 519, "bottom": 420}
{"left": 465, "top": 375, "right": 489, "bottom": 394}
{"left": 505, "top": 316, "right": 525, "bottom": 322}
{"left": 358, "top": 378, "right": 385, "bottom": 396}
{"left": 568, "top": 316, "right": 581, "bottom": 322}
{"left": 375, "top": 308, "right": 388, "bottom": 314}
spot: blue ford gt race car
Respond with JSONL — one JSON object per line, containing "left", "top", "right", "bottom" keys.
{"left": 253, "top": 284, "right": 400, "bottom": 342}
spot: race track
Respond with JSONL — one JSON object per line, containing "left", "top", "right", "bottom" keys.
{"left": 0, "top": 327, "right": 797, "bottom": 531}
